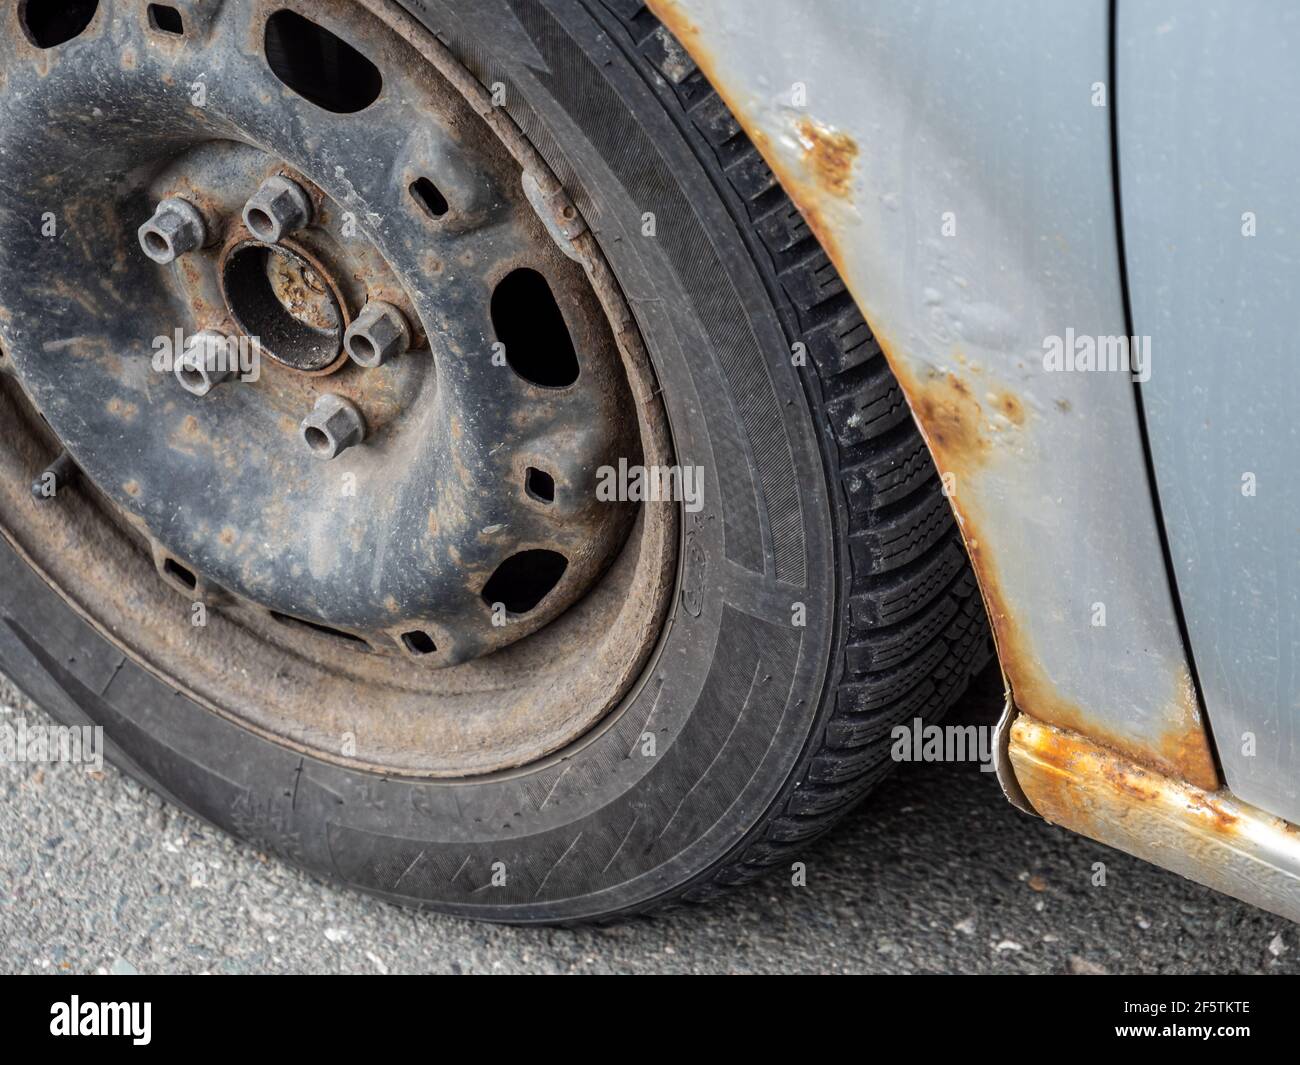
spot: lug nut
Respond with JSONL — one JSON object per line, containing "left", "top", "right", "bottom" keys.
{"left": 301, "top": 394, "right": 365, "bottom": 460}
{"left": 344, "top": 301, "right": 411, "bottom": 368}
{"left": 138, "top": 198, "right": 206, "bottom": 264}
{"left": 243, "top": 175, "right": 313, "bottom": 243}
{"left": 175, "top": 330, "right": 238, "bottom": 397}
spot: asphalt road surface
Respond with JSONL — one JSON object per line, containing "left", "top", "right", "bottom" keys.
{"left": 2, "top": 664, "right": 1294, "bottom": 975}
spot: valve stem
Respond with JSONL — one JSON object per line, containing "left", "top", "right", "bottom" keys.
{"left": 31, "top": 450, "right": 76, "bottom": 502}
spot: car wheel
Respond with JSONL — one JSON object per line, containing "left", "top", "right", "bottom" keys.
{"left": 0, "top": 0, "right": 992, "bottom": 921}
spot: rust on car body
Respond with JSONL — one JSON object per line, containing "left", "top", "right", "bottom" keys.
{"left": 1006, "top": 713, "right": 1300, "bottom": 923}
{"left": 874, "top": 333, "right": 1222, "bottom": 793}
{"left": 1010, "top": 715, "right": 1238, "bottom": 834}
{"left": 648, "top": 0, "right": 1223, "bottom": 797}
{"left": 648, "top": 1, "right": 856, "bottom": 269}
{"left": 793, "top": 116, "right": 858, "bottom": 201}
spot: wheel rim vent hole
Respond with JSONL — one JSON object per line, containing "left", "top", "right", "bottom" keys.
{"left": 147, "top": 4, "right": 182, "bottom": 35}
{"left": 401, "top": 630, "right": 437, "bottom": 656}
{"left": 409, "top": 178, "right": 449, "bottom": 220}
{"left": 525, "top": 467, "right": 555, "bottom": 504}
{"left": 20, "top": 0, "right": 98, "bottom": 49}
{"left": 264, "top": 10, "right": 382, "bottom": 115}
{"left": 481, "top": 550, "right": 568, "bottom": 615}
{"left": 271, "top": 611, "right": 370, "bottom": 650}
{"left": 162, "top": 556, "right": 198, "bottom": 592}
{"left": 491, "top": 269, "right": 580, "bottom": 388}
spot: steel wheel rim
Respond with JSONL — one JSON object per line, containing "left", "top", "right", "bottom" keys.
{"left": 0, "top": 0, "right": 677, "bottom": 776}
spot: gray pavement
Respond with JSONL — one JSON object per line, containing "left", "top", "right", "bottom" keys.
{"left": 1, "top": 665, "right": 1295, "bottom": 974}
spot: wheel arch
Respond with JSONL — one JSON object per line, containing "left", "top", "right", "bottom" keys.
{"left": 638, "top": 0, "right": 1300, "bottom": 924}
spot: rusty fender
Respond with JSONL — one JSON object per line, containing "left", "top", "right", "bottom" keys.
{"left": 648, "top": 0, "right": 1300, "bottom": 921}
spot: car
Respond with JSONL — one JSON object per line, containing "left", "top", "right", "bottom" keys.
{"left": 0, "top": 0, "right": 1295, "bottom": 925}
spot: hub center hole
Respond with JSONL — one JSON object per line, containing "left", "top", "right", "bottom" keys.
{"left": 220, "top": 242, "right": 343, "bottom": 372}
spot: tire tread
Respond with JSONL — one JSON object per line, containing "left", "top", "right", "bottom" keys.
{"left": 597, "top": 2, "right": 993, "bottom": 911}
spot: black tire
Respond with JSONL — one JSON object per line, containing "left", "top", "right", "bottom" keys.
{"left": 0, "top": 0, "right": 992, "bottom": 922}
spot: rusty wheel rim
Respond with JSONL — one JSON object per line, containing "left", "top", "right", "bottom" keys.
{"left": 0, "top": 0, "right": 677, "bottom": 776}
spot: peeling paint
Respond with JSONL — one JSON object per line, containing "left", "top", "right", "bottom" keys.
{"left": 1009, "top": 713, "right": 1300, "bottom": 924}
{"left": 794, "top": 116, "right": 858, "bottom": 200}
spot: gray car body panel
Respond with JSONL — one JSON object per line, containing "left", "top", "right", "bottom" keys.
{"left": 1118, "top": 0, "right": 1300, "bottom": 823}
{"left": 649, "top": 0, "right": 1218, "bottom": 782}
{"left": 654, "top": 0, "right": 1300, "bottom": 920}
